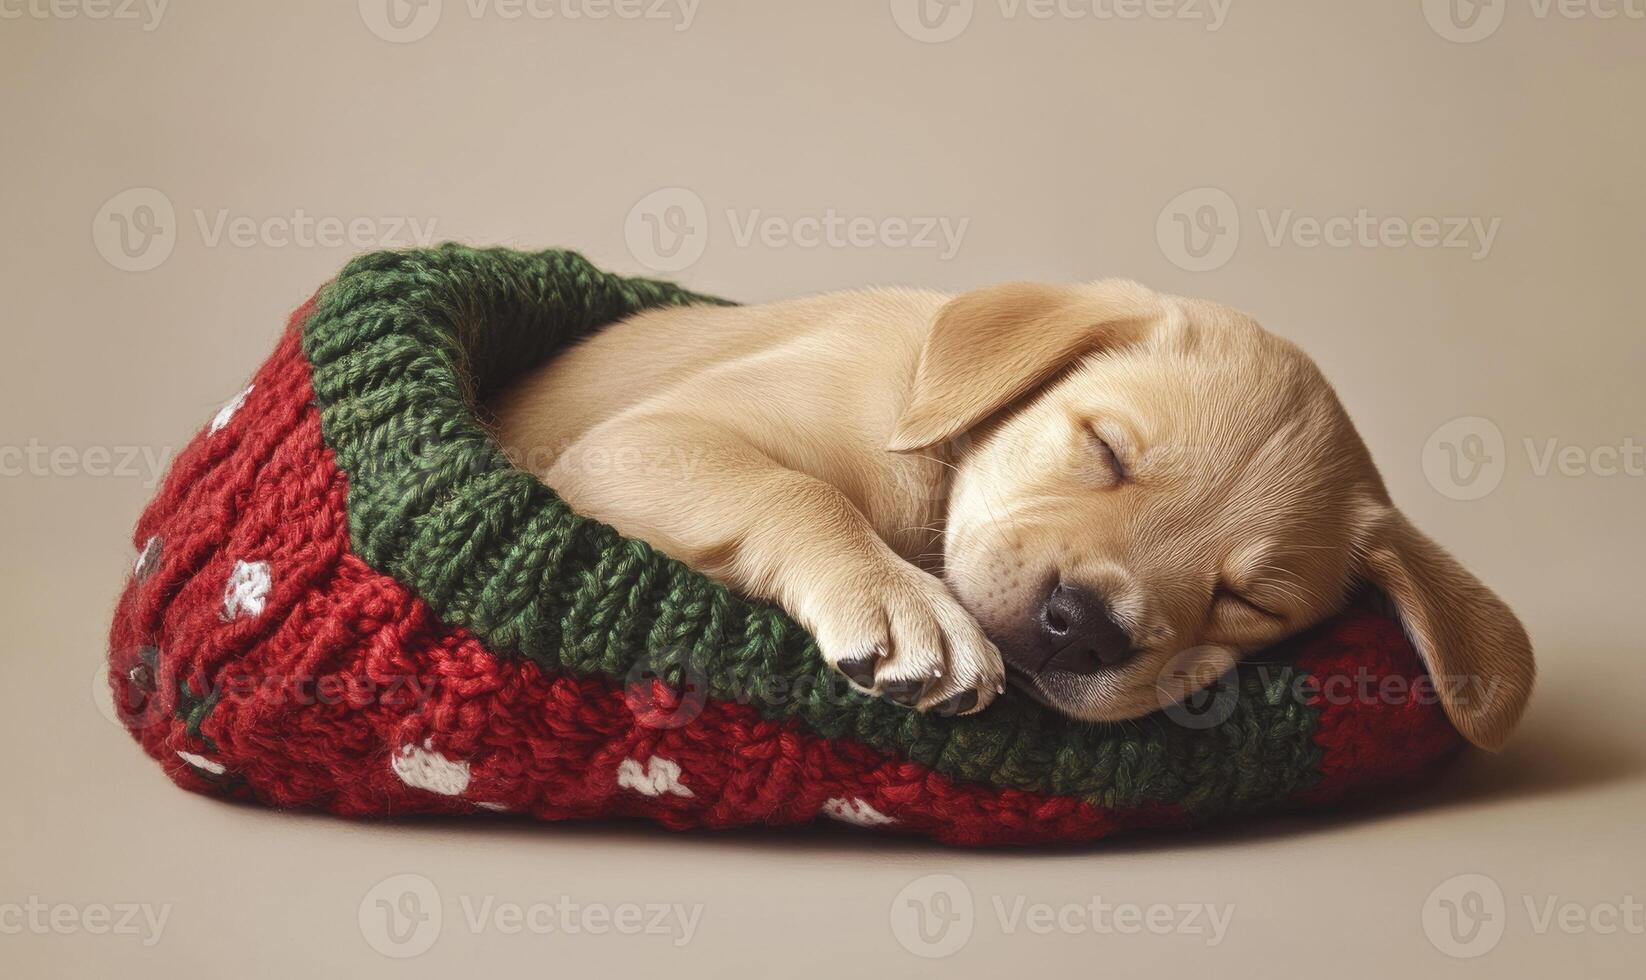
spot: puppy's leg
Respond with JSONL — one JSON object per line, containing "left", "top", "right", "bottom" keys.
{"left": 542, "top": 413, "right": 1004, "bottom": 715}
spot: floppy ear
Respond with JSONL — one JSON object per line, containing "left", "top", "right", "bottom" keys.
{"left": 1360, "top": 507, "right": 1535, "bottom": 751}
{"left": 887, "top": 279, "right": 1166, "bottom": 452}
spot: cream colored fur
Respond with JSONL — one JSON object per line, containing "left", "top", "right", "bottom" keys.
{"left": 490, "top": 281, "right": 1534, "bottom": 750}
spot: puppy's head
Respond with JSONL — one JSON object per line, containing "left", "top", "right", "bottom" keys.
{"left": 890, "top": 281, "right": 1534, "bottom": 750}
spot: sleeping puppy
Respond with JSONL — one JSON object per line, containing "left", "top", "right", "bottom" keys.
{"left": 491, "top": 280, "right": 1535, "bottom": 750}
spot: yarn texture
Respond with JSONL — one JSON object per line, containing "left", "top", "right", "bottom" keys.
{"left": 107, "top": 245, "right": 1464, "bottom": 845}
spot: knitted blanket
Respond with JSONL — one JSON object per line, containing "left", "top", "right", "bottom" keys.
{"left": 107, "top": 245, "right": 1463, "bottom": 845}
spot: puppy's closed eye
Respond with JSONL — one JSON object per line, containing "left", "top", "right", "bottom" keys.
{"left": 1213, "top": 584, "right": 1284, "bottom": 622}
{"left": 1083, "top": 423, "right": 1129, "bottom": 488}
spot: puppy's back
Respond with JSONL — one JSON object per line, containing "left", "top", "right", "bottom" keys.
{"left": 489, "top": 287, "right": 948, "bottom": 474}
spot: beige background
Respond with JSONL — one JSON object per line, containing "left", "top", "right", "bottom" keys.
{"left": 3, "top": 1, "right": 1644, "bottom": 976}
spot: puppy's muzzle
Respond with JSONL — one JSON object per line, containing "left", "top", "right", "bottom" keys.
{"left": 1009, "top": 583, "right": 1136, "bottom": 678}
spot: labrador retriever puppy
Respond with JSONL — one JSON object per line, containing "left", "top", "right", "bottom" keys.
{"left": 491, "top": 280, "right": 1534, "bottom": 750}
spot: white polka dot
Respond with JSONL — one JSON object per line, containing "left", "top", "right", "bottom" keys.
{"left": 391, "top": 740, "right": 472, "bottom": 796}
{"left": 822, "top": 797, "right": 895, "bottom": 827}
{"left": 222, "top": 560, "right": 272, "bottom": 620}
{"left": 615, "top": 755, "right": 694, "bottom": 798}
{"left": 176, "top": 750, "right": 225, "bottom": 775}
{"left": 133, "top": 535, "right": 162, "bottom": 581}
{"left": 209, "top": 385, "right": 253, "bottom": 435}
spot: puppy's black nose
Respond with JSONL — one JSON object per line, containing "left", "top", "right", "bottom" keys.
{"left": 1035, "top": 584, "right": 1134, "bottom": 673}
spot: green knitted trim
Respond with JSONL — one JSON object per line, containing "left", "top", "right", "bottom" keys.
{"left": 302, "top": 244, "right": 1322, "bottom": 816}
{"left": 178, "top": 675, "right": 220, "bottom": 754}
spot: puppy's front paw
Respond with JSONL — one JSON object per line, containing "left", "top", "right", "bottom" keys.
{"left": 801, "top": 563, "right": 1005, "bottom": 716}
